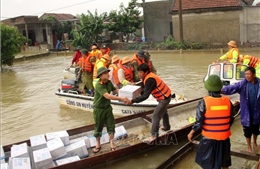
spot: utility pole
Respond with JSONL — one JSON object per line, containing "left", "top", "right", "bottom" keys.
{"left": 178, "top": 0, "right": 183, "bottom": 43}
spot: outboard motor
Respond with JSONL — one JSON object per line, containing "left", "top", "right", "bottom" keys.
{"left": 61, "top": 79, "right": 78, "bottom": 92}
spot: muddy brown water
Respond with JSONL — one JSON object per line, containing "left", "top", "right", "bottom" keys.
{"left": 1, "top": 49, "right": 260, "bottom": 168}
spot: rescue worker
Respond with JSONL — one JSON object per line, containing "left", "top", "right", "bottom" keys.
{"left": 77, "top": 49, "right": 95, "bottom": 96}
{"left": 144, "top": 51, "right": 157, "bottom": 74}
{"left": 187, "top": 75, "right": 235, "bottom": 169}
{"left": 125, "top": 63, "right": 172, "bottom": 143}
{"left": 71, "top": 46, "right": 82, "bottom": 67}
{"left": 239, "top": 55, "right": 260, "bottom": 78}
{"left": 93, "top": 54, "right": 110, "bottom": 88}
{"left": 222, "top": 67, "right": 260, "bottom": 153}
{"left": 100, "top": 44, "right": 111, "bottom": 58}
{"left": 118, "top": 56, "right": 134, "bottom": 87}
{"left": 216, "top": 40, "right": 240, "bottom": 63}
{"left": 109, "top": 55, "right": 121, "bottom": 88}
{"left": 92, "top": 67, "right": 129, "bottom": 153}
{"left": 132, "top": 50, "right": 145, "bottom": 82}
{"left": 90, "top": 43, "right": 101, "bottom": 59}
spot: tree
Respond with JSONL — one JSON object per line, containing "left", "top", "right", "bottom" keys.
{"left": 0, "top": 23, "right": 26, "bottom": 70}
{"left": 107, "top": 0, "right": 143, "bottom": 42}
{"left": 71, "top": 10, "right": 107, "bottom": 49}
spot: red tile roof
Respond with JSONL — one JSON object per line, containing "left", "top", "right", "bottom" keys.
{"left": 173, "top": 0, "right": 242, "bottom": 11}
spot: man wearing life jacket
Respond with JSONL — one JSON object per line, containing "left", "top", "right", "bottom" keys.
{"left": 216, "top": 40, "right": 240, "bottom": 63}
{"left": 77, "top": 49, "right": 96, "bottom": 95}
{"left": 126, "top": 63, "right": 172, "bottom": 143}
{"left": 118, "top": 56, "right": 134, "bottom": 87}
{"left": 71, "top": 46, "right": 82, "bottom": 67}
{"left": 132, "top": 50, "right": 145, "bottom": 82}
{"left": 222, "top": 67, "right": 260, "bottom": 153}
{"left": 93, "top": 54, "right": 110, "bottom": 88}
{"left": 100, "top": 44, "right": 111, "bottom": 58}
{"left": 187, "top": 75, "right": 234, "bottom": 169}
{"left": 144, "top": 51, "right": 157, "bottom": 74}
{"left": 108, "top": 55, "right": 121, "bottom": 88}
{"left": 239, "top": 55, "right": 260, "bottom": 78}
{"left": 90, "top": 43, "right": 101, "bottom": 59}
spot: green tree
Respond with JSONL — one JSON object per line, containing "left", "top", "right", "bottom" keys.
{"left": 107, "top": 0, "right": 142, "bottom": 42}
{"left": 0, "top": 23, "right": 26, "bottom": 70}
{"left": 71, "top": 10, "right": 107, "bottom": 48}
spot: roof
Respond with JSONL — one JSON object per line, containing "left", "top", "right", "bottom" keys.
{"left": 173, "top": 0, "right": 243, "bottom": 11}
{"left": 1, "top": 16, "right": 49, "bottom": 26}
{"left": 39, "top": 13, "right": 78, "bottom": 21}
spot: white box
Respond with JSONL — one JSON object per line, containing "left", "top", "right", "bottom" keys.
{"left": 118, "top": 85, "right": 141, "bottom": 100}
{"left": 89, "top": 132, "right": 110, "bottom": 147}
{"left": 65, "top": 140, "right": 88, "bottom": 158}
{"left": 69, "top": 136, "right": 91, "bottom": 149}
{"left": 45, "top": 130, "right": 69, "bottom": 146}
{"left": 55, "top": 156, "right": 80, "bottom": 166}
{"left": 11, "top": 157, "right": 31, "bottom": 169}
{"left": 0, "top": 145, "right": 5, "bottom": 164}
{"left": 11, "top": 143, "right": 29, "bottom": 158}
{"left": 1, "top": 163, "right": 8, "bottom": 169}
{"left": 47, "top": 137, "right": 67, "bottom": 160}
{"left": 30, "top": 134, "right": 47, "bottom": 151}
{"left": 33, "top": 148, "right": 54, "bottom": 169}
{"left": 114, "top": 126, "right": 127, "bottom": 140}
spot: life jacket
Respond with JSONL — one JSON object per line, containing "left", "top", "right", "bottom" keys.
{"left": 244, "top": 55, "right": 260, "bottom": 68}
{"left": 227, "top": 48, "right": 240, "bottom": 63}
{"left": 121, "top": 65, "right": 134, "bottom": 82}
{"left": 109, "top": 63, "right": 120, "bottom": 85}
{"left": 90, "top": 49, "right": 101, "bottom": 58}
{"left": 93, "top": 58, "right": 107, "bottom": 79}
{"left": 132, "top": 54, "right": 145, "bottom": 66}
{"left": 100, "top": 48, "right": 111, "bottom": 57}
{"left": 77, "top": 55, "right": 93, "bottom": 72}
{"left": 202, "top": 96, "right": 231, "bottom": 140}
{"left": 144, "top": 72, "right": 171, "bottom": 101}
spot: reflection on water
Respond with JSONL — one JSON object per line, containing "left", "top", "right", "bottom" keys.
{"left": 1, "top": 49, "right": 259, "bottom": 168}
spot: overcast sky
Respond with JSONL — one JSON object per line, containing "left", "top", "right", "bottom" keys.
{"left": 0, "top": 0, "right": 157, "bottom": 20}
{"left": 1, "top": 0, "right": 259, "bottom": 21}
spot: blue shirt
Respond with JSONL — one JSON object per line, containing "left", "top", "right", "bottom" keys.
{"left": 248, "top": 80, "right": 259, "bottom": 118}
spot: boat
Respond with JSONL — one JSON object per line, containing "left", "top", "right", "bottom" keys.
{"left": 63, "top": 67, "right": 77, "bottom": 80}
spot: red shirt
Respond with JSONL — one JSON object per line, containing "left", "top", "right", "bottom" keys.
{"left": 71, "top": 50, "right": 82, "bottom": 64}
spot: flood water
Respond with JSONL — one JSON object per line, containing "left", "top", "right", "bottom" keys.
{"left": 1, "top": 49, "right": 260, "bottom": 168}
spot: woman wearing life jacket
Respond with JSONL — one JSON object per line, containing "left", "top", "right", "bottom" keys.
{"left": 132, "top": 50, "right": 145, "bottom": 82}
{"left": 118, "top": 56, "right": 134, "bottom": 87}
{"left": 188, "top": 75, "right": 234, "bottom": 169}
{"left": 216, "top": 40, "right": 240, "bottom": 63}
{"left": 108, "top": 55, "right": 121, "bottom": 88}
{"left": 239, "top": 55, "right": 260, "bottom": 78}
{"left": 125, "top": 63, "right": 172, "bottom": 143}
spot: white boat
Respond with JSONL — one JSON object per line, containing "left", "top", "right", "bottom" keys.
{"left": 55, "top": 89, "right": 188, "bottom": 117}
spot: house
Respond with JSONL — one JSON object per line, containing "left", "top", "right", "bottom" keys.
{"left": 171, "top": 0, "right": 260, "bottom": 45}
{"left": 1, "top": 16, "right": 53, "bottom": 47}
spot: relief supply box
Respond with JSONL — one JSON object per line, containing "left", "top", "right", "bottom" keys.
{"left": 30, "top": 134, "right": 47, "bottom": 151}
{"left": 33, "top": 148, "right": 54, "bottom": 169}
{"left": 69, "top": 136, "right": 91, "bottom": 149}
{"left": 10, "top": 157, "right": 31, "bottom": 169}
{"left": 89, "top": 132, "right": 110, "bottom": 147}
{"left": 55, "top": 156, "right": 80, "bottom": 166}
{"left": 118, "top": 85, "right": 141, "bottom": 100}
{"left": 45, "top": 130, "right": 69, "bottom": 146}
{"left": 46, "top": 137, "right": 67, "bottom": 160}
{"left": 65, "top": 140, "right": 89, "bottom": 158}
{"left": 0, "top": 145, "right": 5, "bottom": 164}
{"left": 114, "top": 126, "right": 127, "bottom": 140}
{"left": 11, "top": 143, "right": 29, "bottom": 158}
{"left": 1, "top": 163, "right": 8, "bottom": 169}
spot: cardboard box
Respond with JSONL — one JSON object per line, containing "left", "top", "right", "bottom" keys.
{"left": 33, "top": 148, "right": 54, "bottom": 169}
{"left": 47, "top": 137, "right": 67, "bottom": 160}
{"left": 45, "top": 130, "right": 69, "bottom": 146}
{"left": 0, "top": 145, "right": 5, "bottom": 164}
{"left": 55, "top": 156, "right": 80, "bottom": 166}
{"left": 65, "top": 140, "right": 88, "bottom": 158}
{"left": 11, "top": 143, "right": 29, "bottom": 158}
{"left": 114, "top": 126, "right": 127, "bottom": 140}
{"left": 1, "top": 163, "right": 8, "bottom": 169}
{"left": 69, "top": 136, "right": 91, "bottom": 149}
{"left": 11, "top": 157, "right": 31, "bottom": 169}
{"left": 89, "top": 132, "right": 110, "bottom": 147}
{"left": 118, "top": 85, "right": 141, "bottom": 100}
{"left": 30, "top": 134, "right": 47, "bottom": 151}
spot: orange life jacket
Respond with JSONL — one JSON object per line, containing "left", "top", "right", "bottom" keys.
{"left": 93, "top": 58, "right": 107, "bottom": 79}
{"left": 144, "top": 72, "right": 171, "bottom": 101}
{"left": 100, "top": 48, "right": 111, "bottom": 57}
{"left": 202, "top": 96, "right": 231, "bottom": 140}
{"left": 244, "top": 55, "right": 260, "bottom": 68}
{"left": 109, "top": 63, "right": 120, "bottom": 85}
{"left": 227, "top": 48, "right": 240, "bottom": 62}
{"left": 121, "top": 65, "right": 134, "bottom": 82}
{"left": 132, "top": 53, "right": 145, "bottom": 66}
{"left": 77, "top": 55, "right": 93, "bottom": 72}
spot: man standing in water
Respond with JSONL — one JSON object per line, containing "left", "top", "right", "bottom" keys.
{"left": 222, "top": 67, "right": 260, "bottom": 153}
